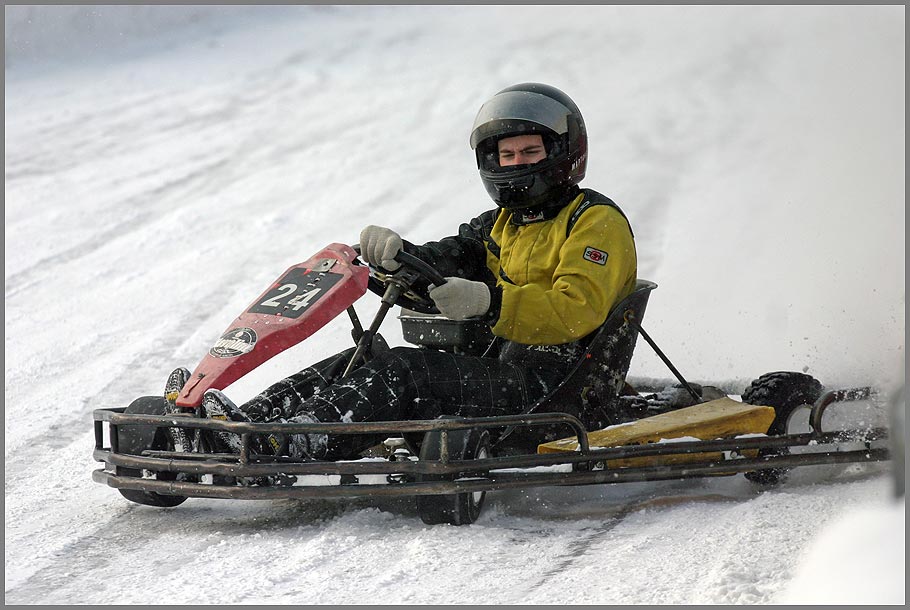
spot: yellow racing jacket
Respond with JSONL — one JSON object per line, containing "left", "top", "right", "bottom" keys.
{"left": 403, "top": 187, "right": 637, "bottom": 346}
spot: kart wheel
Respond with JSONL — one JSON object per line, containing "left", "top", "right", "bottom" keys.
{"left": 116, "top": 469, "right": 187, "bottom": 508}
{"left": 741, "top": 372, "right": 823, "bottom": 485}
{"left": 116, "top": 396, "right": 188, "bottom": 508}
{"left": 416, "top": 422, "right": 490, "bottom": 526}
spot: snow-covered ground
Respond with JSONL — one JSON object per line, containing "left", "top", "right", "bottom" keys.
{"left": 5, "top": 5, "right": 904, "bottom": 604}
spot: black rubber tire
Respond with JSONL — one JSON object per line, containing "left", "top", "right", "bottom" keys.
{"left": 416, "top": 422, "right": 491, "bottom": 526}
{"left": 741, "top": 372, "right": 823, "bottom": 485}
{"left": 116, "top": 396, "right": 188, "bottom": 508}
{"left": 116, "top": 470, "right": 187, "bottom": 507}
{"left": 742, "top": 372, "right": 823, "bottom": 436}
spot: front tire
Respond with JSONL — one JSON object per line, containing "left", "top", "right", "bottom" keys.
{"left": 741, "top": 372, "right": 823, "bottom": 485}
{"left": 416, "top": 420, "right": 491, "bottom": 526}
{"left": 116, "top": 396, "right": 188, "bottom": 508}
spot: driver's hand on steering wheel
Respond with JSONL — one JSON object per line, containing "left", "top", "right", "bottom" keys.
{"left": 360, "top": 225, "right": 403, "bottom": 271}
{"left": 429, "top": 278, "right": 491, "bottom": 321}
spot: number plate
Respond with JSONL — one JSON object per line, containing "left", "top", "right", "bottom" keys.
{"left": 247, "top": 267, "right": 343, "bottom": 319}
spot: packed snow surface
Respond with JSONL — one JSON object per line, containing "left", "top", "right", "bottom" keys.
{"left": 5, "top": 6, "right": 904, "bottom": 604}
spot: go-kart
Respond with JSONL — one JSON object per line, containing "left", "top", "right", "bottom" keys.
{"left": 92, "top": 243, "right": 892, "bottom": 525}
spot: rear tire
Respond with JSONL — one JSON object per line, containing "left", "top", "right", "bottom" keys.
{"left": 416, "top": 420, "right": 490, "bottom": 526}
{"left": 116, "top": 396, "right": 188, "bottom": 508}
{"left": 741, "top": 372, "right": 823, "bottom": 485}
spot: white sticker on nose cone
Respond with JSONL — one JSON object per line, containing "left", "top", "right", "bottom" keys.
{"left": 210, "top": 328, "right": 257, "bottom": 358}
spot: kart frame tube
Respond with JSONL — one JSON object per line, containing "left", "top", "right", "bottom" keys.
{"left": 93, "top": 417, "right": 888, "bottom": 479}
{"left": 92, "top": 446, "right": 889, "bottom": 500}
{"left": 93, "top": 386, "right": 890, "bottom": 500}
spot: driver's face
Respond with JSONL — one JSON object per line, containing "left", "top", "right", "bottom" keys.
{"left": 497, "top": 134, "right": 547, "bottom": 166}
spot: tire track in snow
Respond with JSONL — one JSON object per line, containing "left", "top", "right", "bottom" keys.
{"left": 4, "top": 156, "right": 231, "bottom": 300}
{"left": 5, "top": 92, "right": 169, "bottom": 182}
{"left": 4, "top": 496, "right": 402, "bottom": 604}
{"left": 690, "top": 476, "right": 891, "bottom": 604}
{"left": 4, "top": 225, "right": 276, "bottom": 463}
{"left": 512, "top": 492, "right": 744, "bottom": 603}
{"left": 3, "top": 311, "right": 212, "bottom": 468}
{"left": 3, "top": 502, "right": 235, "bottom": 604}
{"left": 4, "top": 223, "right": 268, "bottom": 461}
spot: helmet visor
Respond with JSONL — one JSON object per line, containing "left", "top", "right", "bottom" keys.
{"left": 476, "top": 132, "right": 564, "bottom": 174}
{"left": 469, "top": 90, "right": 573, "bottom": 149}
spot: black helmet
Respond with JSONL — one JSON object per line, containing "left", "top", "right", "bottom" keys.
{"left": 469, "top": 83, "right": 587, "bottom": 210}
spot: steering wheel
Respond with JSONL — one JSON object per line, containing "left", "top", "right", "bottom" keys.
{"left": 353, "top": 246, "right": 446, "bottom": 314}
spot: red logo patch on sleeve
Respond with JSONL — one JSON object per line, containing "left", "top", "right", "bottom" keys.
{"left": 583, "top": 246, "right": 608, "bottom": 265}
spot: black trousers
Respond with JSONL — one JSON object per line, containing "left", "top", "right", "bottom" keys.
{"left": 239, "top": 344, "right": 580, "bottom": 459}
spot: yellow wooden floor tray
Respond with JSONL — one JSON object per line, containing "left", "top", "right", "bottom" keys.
{"left": 538, "top": 397, "right": 775, "bottom": 467}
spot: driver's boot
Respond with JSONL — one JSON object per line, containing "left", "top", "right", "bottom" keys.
{"left": 164, "top": 367, "right": 195, "bottom": 452}
{"left": 268, "top": 413, "right": 327, "bottom": 460}
{"left": 201, "top": 389, "right": 249, "bottom": 453}
{"left": 201, "top": 389, "right": 293, "bottom": 456}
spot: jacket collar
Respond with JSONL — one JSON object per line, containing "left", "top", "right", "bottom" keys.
{"left": 509, "top": 185, "right": 582, "bottom": 226}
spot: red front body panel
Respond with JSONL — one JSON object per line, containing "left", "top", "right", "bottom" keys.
{"left": 175, "top": 243, "right": 368, "bottom": 408}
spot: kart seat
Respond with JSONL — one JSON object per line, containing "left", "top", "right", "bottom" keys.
{"left": 399, "top": 279, "right": 657, "bottom": 450}
{"left": 494, "top": 279, "right": 657, "bottom": 452}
